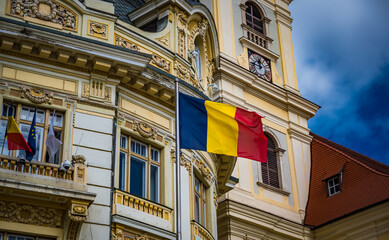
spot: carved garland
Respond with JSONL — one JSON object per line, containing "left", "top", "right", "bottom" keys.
{"left": 0, "top": 200, "right": 63, "bottom": 228}
{"left": 9, "top": 0, "right": 77, "bottom": 31}
{"left": 133, "top": 120, "right": 158, "bottom": 139}
{"left": 20, "top": 86, "right": 54, "bottom": 104}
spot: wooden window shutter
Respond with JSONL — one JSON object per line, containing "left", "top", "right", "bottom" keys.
{"left": 261, "top": 135, "right": 280, "bottom": 188}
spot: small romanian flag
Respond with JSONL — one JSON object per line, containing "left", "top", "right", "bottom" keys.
{"left": 179, "top": 93, "right": 268, "bottom": 162}
{"left": 6, "top": 116, "right": 32, "bottom": 153}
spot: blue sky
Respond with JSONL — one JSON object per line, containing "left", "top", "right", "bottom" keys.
{"left": 290, "top": 0, "right": 389, "bottom": 165}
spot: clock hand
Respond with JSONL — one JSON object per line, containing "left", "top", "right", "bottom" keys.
{"left": 256, "top": 60, "right": 263, "bottom": 69}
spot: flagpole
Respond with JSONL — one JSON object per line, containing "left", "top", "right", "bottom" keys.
{"left": 175, "top": 78, "right": 182, "bottom": 240}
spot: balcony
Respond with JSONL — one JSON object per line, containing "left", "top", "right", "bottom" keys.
{"left": 0, "top": 154, "right": 95, "bottom": 240}
{"left": 112, "top": 189, "right": 175, "bottom": 238}
{"left": 241, "top": 24, "right": 272, "bottom": 49}
{"left": 191, "top": 220, "right": 215, "bottom": 240}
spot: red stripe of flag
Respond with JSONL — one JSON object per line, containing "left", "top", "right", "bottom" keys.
{"left": 7, "top": 133, "right": 32, "bottom": 153}
{"left": 235, "top": 108, "right": 268, "bottom": 162}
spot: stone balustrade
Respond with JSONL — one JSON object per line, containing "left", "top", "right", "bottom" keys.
{"left": 242, "top": 24, "right": 270, "bottom": 49}
{"left": 191, "top": 220, "right": 215, "bottom": 240}
{"left": 0, "top": 155, "right": 87, "bottom": 184}
{"left": 114, "top": 189, "right": 172, "bottom": 221}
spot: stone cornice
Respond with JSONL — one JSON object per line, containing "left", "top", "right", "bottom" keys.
{"left": 218, "top": 199, "right": 313, "bottom": 239}
{"left": 0, "top": 17, "right": 151, "bottom": 76}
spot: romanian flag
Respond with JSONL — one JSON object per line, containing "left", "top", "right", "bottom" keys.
{"left": 179, "top": 93, "right": 268, "bottom": 162}
{"left": 6, "top": 116, "right": 32, "bottom": 153}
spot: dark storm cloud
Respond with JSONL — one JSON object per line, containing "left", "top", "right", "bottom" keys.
{"left": 290, "top": 0, "right": 389, "bottom": 164}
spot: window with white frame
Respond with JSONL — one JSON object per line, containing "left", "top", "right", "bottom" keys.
{"left": 0, "top": 102, "right": 64, "bottom": 164}
{"left": 327, "top": 175, "right": 341, "bottom": 196}
{"left": 194, "top": 176, "right": 207, "bottom": 227}
{"left": 118, "top": 135, "right": 160, "bottom": 203}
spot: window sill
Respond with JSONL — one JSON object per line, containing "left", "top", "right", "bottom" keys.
{"left": 257, "top": 181, "right": 290, "bottom": 196}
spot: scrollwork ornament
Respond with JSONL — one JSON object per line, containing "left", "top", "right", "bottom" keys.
{"left": 134, "top": 121, "right": 158, "bottom": 139}
{"left": 20, "top": 86, "right": 54, "bottom": 104}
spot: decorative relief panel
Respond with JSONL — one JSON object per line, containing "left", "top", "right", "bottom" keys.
{"left": 82, "top": 82, "right": 111, "bottom": 102}
{"left": 115, "top": 34, "right": 171, "bottom": 73}
{"left": 0, "top": 200, "right": 63, "bottom": 228}
{"left": 8, "top": 0, "right": 78, "bottom": 31}
{"left": 156, "top": 32, "right": 170, "bottom": 48}
{"left": 20, "top": 85, "right": 54, "bottom": 104}
{"left": 88, "top": 20, "right": 108, "bottom": 39}
{"left": 176, "top": 9, "right": 188, "bottom": 58}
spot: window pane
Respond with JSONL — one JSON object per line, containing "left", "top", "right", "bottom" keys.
{"left": 119, "top": 152, "right": 126, "bottom": 191}
{"left": 150, "top": 164, "right": 159, "bottom": 202}
{"left": 20, "top": 107, "right": 45, "bottom": 124}
{"left": 0, "top": 119, "right": 11, "bottom": 156}
{"left": 195, "top": 193, "right": 200, "bottom": 223}
{"left": 44, "top": 130, "right": 62, "bottom": 164}
{"left": 2, "top": 103, "right": 16, "bottom": 117}
{"left": 131, "top": 140, "right": 147, "bottom": 157}
{"left": 19, "top": 124, "right": 43, "bottom": 161}
{"left": 203, "top": 201, "right": 206, "bottom": 226}
{"left": 49, "top": 112, "right": 63, "bottom": 127}
{"left": 195, "top": 178, "right": 200, "bottom": 192}
{"left": 130, "top": 156, "right": 146, "bottom": 198}
{"left": 151, "top": 148, "right": 159, "bottom": 162}
{"left": 120, "top": 136, "right": 127, "bottom": 149}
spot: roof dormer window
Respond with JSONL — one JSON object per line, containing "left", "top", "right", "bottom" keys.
{"left": 327, "top": 174, "right": 342, "bottom": 196}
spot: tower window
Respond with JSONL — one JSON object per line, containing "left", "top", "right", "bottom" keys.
{"left": 245, "top": 2, "right": 264, "bottom": 34}
{"left": 261, "top": 134, "right": 280, "bottom": 188}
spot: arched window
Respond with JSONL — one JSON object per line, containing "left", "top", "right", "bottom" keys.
{"left": 261, "top": 134, "right": 280, "bottom": 188}
{"left": 245, "top": 2, "right": 263, "bottom": 34}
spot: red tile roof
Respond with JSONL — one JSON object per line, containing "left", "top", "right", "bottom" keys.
{"left": 304, "top": 133, "right": 389, "bottom": 228}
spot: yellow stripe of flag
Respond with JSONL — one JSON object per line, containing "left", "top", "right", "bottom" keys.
{"left": 205, "top": 101, "right": 239, "bottom": 156}
{"left": 6, "top": 116, "right": 23, "bottom": 134}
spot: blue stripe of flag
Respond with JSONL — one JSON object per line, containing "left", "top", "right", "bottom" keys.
{"left": 179, "top": 93, "right": 207, "bottom": 151}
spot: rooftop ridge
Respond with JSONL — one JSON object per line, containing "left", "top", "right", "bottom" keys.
{"left": 310, "top": 132, "right": 389, "bottom": 177}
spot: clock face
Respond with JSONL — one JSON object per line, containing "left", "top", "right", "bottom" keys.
{"left": 248, "top": 51, "right": 272, "bottom": 82}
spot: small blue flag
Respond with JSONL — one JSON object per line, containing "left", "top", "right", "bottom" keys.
{"left": 26, "top": 109, "right": 37, "bottom": 161}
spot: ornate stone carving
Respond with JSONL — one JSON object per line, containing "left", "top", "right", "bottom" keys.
{"left": 188, "top": 19, "right": 208, "bottom": 52}
{"left": 82, "top": 83, "right": 111, "bottom": 101}
{"left": 115, "top": 35, "right": 140, "bottom": 51}
{"left": 176, "top": 9, "right": 188, "bottom": 58}
{"left": 180, "top": 157, "right": 192, "bottom": 173}
{"left": 88, "top": 20, "right": 108, "bottom": 39}
{"left": 213, "top": 188, "right": 218, "bottom": 208}
{"left": 133, "top": 121, "right": 158, "bottom": 139}
{"left": 173, "top": 61, "right": 189, "bottom": 82}
{"left": 82, "top": 82, "right": 90, "bottom": 97}
{"left": 156, "top": 32, "right": 170, "bottom": 47}
{"left": 196, "top": 159, "right": 212, "bottom": 182}
{"left": 0, "top": 200, "right": 63, "bottom": 228}
{"left": 20, "top": 86, "right": 54, "bottom": 104}
{"left": 9, "top": 0, "right": 77, "bottom": 31}
{"left": 151, "top": 55, "right": 170, "bottom": 72}
{"left": 116, "top": 35, "right": 171, "bottom": 73}
{"left": 72, "top": 155, "right": 86, "bottom": 164}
